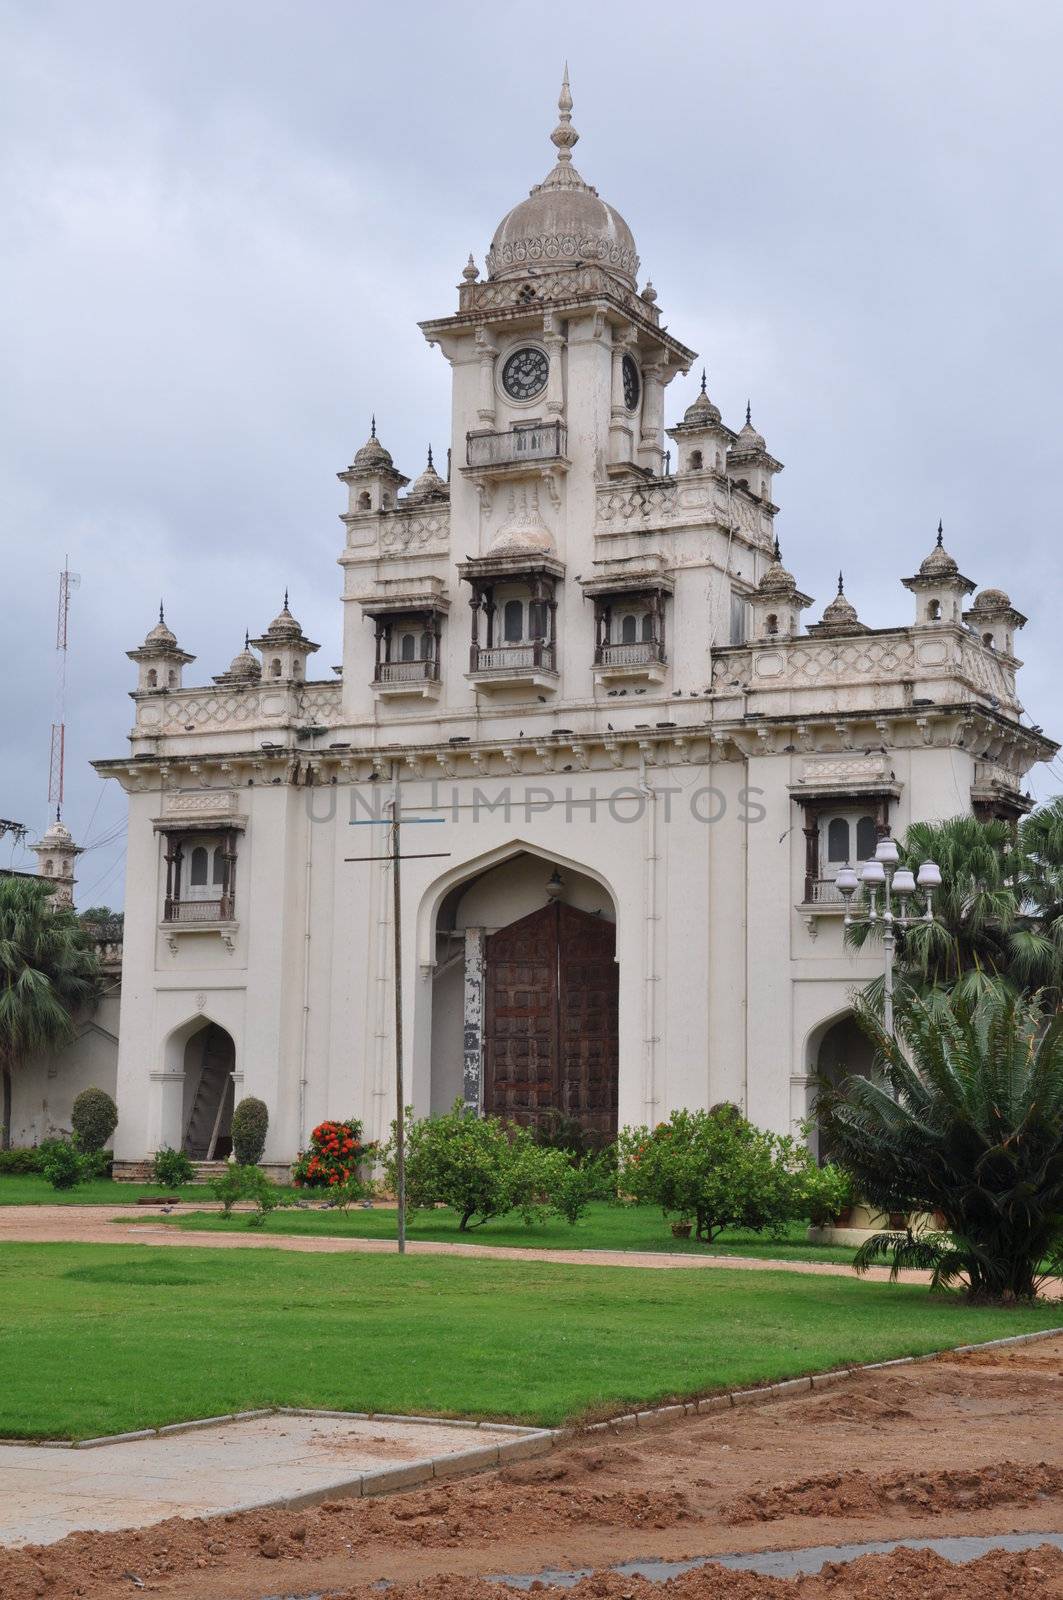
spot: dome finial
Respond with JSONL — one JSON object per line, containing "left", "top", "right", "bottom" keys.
{"left": 427, "top": 444, "right": 434, "bottom": 468}
{"left": 936, "top": 519, "right": 944, "bottom": 547}
{"left": 773, "top": 534, "right": 781, "bottom": 561}
{"left": 550, "top": 63, "right": 579, "bottom": 163}
{"left": 283, "top": 586, "right": 289, "bottom": 610}
{"left": 838, "top": 570, "right": 845, "bottom": 595}
{"left": 370, "top": 415, "right": 376, "bottom": 440}
{"left": 700, "top": 369, "right": 707, "bottom": 395}
{"left": 159, "top": 599, "right": 165, "bottom": 625}
{"left": 462, "top": 253, "right": 479, "bottom": 282}
{"left": 745, "top": 400, "right": 752, "bottom": 426}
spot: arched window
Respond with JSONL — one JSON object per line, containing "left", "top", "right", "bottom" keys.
{"left": 766, "top": 613, "right": 779, "bottom": 637}
{"left": 856, "top": 816, "right": 878, "bottom": 861}
{"left": 982, "top": 632, "right": 995, "bottom": 650}
{"left": 270, "top": 658, "right": 281, "bottom": 677}
{"left": 827, "top": 818, "right": 850, "bottom": 863}
{"left": 167, "top": 669, "right": 176, "bottom": 687}
{"left": 640, "top": 612, "right": 655, "bottom": 643}
{"left": 419, "top": 630, "right": 433, "bottom": 660}
{"left": 146, "top": 668, "right": 157, "bottom": 687}
{"left": 927, "top": 598, "right": 941, "bottom": 621}
{"left": 528, "top": 601, "right": 546, "bottom": 639}
{"left": 621, "top": 613, "right": 638, "bottom": 644}
{"left": 503, "top": 599, "right": 524, "bottom": 643}
{"left": 44, "top": 859, "right": 54, "bottom": 876}
{"left": 358, "top": 491, "right": 371, "bottom": 510}
{"left": 211, "top": 847, "right": 226, "bottom": 887}
{"left": 400, "top": 632, "right": 417, "bottom": 662}
{"left": 689, "top": 449, "right": 703, "bottom": 471}
{"left": 189, "top": 847, "right": 209, "bottom": 887}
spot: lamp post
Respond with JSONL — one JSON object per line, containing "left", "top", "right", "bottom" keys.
{"left": 834, "top": 840, "right": 941, "bottom": 1035}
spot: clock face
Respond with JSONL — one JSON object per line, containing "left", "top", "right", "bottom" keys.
{"left": 501, "top": 346, "right": 549, "bottom": 402}
{"left": 622, "top": 353, "right": 641, "bottom": 411}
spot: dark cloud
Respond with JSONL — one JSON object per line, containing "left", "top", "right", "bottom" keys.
{"left": 3, "top": 0, "right": 1061, "bottom": 900}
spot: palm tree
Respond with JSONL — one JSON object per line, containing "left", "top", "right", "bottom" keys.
{"left": 0, "top": 877, "right": 102, "bottom": 1147}
{"left": 1018, "top": 796, "right": 1063, "bottom": 1001}
{"left": 846, "top": 814, "right": 1063, "bottom": 1002}
{"left": 819, "top": 983, "right": 1063, "bottom": 1302}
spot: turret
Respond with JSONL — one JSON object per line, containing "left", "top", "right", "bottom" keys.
{"left": 726, "top": 403, "right": 783, "bottom": 503}
{"left": 806, "top": 572, "right": 869, "bottom": 637}
{"left": 966, "top": 588, "right": 1026, "bottom": 658}
{"left": 250, "top": 594, "right": 320, "bottom": 682}
{"left": 126, "top": 604, "right": 195, "bottom": 692}
{"left": 212, "top": 631, "right": 264, "bottom": 687}
{"left": 901, "top": 522, "right": 975, "bottom": 625}
{"left": 33, "top": 819, "right": 81, "bottom": 910}
{"left": 748, "top": 538, "right": 813, "bottom": 641}
{"left": 338, "top": 419, "right": 409, "bottom": 519}
{"left": 666, "top": 370, "right": 734, "bottom": 476}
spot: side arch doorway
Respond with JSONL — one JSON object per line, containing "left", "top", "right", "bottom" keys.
{"left": 181, "top": 1022, "right": 235, "bottom": 1159}
{"left": 484, "top": 900, "right": 619, "bottom": 1140}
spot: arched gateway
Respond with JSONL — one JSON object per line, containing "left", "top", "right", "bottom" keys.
{"left": 428, "top": 851, "right": 619, "bottom": 1141}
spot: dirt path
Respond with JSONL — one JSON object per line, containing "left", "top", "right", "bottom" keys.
{"left": 0, "top": 1205, "right": 947, "bottom": 1284}
{"left": 2, "top": 1338, "right": 1062, "bottom": 1599}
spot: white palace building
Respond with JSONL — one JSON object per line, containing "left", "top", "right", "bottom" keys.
{"left": 19, "top": 75, "right": 1055, "bottom": 1170}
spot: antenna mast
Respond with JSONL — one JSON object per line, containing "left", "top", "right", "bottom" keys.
{"left": 48, "top": 558, "right": 81, "bottom": 822}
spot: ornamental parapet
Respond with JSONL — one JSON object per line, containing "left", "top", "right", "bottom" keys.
{"left": 594, "top": 476, "right": 774, "bottom": 548}
{"left": 341, "top": 504, "right": 451, "bottom": 557}
{"left": 132, "top": 679, "right": 345, "bottom": 740}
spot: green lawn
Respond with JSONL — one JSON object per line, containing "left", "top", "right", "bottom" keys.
{"left": 0, "top": 1242, "right": 1059, "bottom": 1439}
{"left": 128, "top": 1201, "right": 860, "bottom": 1265}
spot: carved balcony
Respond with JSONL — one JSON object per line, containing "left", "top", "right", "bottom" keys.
{"left": 468, "top": 640, "right": 558, "bottom": 692}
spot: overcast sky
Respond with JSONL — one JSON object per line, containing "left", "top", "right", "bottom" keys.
{"left": 2, "top": 0, "right": 1061, "bottom": 908}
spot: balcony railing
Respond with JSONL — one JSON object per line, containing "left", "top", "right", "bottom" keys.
{"left": 164, "top": 898, "right": 234, "bottom": 924}
{"left": 806, "top": 878, "right": 847, "bottom": 905}
{"left": 466, "top": 423, "right": 567, "bottom": 470}
{"left": 594, "top": 641, "right": 666, "bottom": 668}
{"left": 470, "top": 642, "right": 556, "bottom": 674}
{"left": 375, "top": 659, "right": 439, "bottom": 685}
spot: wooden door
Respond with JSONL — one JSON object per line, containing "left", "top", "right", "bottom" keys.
{"left": 483, "top": 901, "right": 618, "bottom": 1138}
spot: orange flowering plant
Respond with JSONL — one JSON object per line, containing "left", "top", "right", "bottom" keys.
{"left": 292, "top": 1118, "right": 377, "bottom": 1190}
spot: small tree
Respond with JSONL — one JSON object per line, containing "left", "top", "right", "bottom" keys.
{"left": 618, "top": 1105, "right": 832, "bottom": 1243}
{"left": 819, "top": 983, "right": 1063, "bottom": 1302}
{"left": 231, "top": 1097, "right": 269, "bottom": 1166}
{"left": 71, "top": 1087, "right": 118, "bottom": 1154}
{"left": 388, "top": 1102, "right": 552, "bottom": 1231}
{"left": 153, "top": 1146, "right": 194, "bottom": 1188}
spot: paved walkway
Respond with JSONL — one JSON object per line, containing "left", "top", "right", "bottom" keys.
{"left": 0, "top": 1204, "right": 933, "bottom": 1283}
{"left": 0, "top": 1412, "right": 501, "bottom": 1547}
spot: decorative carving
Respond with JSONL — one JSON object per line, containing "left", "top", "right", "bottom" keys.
{"left": 379, "top": 511, "right": 451, "bottom": 553}
{"left": 163, "top": 791, "right": 240, "bottom": 816}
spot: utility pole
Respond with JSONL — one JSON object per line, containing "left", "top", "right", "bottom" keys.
{"left": 390, "top": 764, "right": 406, "bottom": 1254}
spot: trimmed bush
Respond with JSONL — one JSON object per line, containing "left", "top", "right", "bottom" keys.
{"left": 152, "top": 1146, "right": 194, "bottom": 1188}
{"left": 70, "top": 1087, "right": 118, "bottom": 1154}
{"left": 231, "top": 1097, "right": 269, "bottom": 1166}
{"left": 292, "top": 1119, "right": 376, "bottom": 1189}
{"left": 0, "top": 1148, "right": 46, "bottom": 1175}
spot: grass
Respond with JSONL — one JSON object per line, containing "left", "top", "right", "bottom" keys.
{"left": 0, "top": 1241, "right": 1059, "bottom": 1439}
{"left": 126, "top": 1201, "right": 860, "bottom": 1265}
{"left": 0, "top": 1175, "right": 205, "bottom": 1207}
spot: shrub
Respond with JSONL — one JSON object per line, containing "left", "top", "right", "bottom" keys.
{"left": 292, "top": 1118, "right": 376, "bottom": 1189}
{"left": 231, "top": 1097, "right": 269, "bottom": 1166}
{"left": 548, "top": 1150, "right": 610, "bottom": 1226}
{"left": 819, "top": 983, "right": 1063, "bottom": 1302}
{"left": 41, "top": 1140, "right": 83, "bottom": 1191}
{"left": 387, "top": 1101, "right": 555, "bottom": 1232}
{"left": 210, "top": 1162, "right": 279, "bottom": 1225}
{"left": 152, "top": 1146, "right": 194, "bottom": 1188}
{"left": 617, "top": 1105, "right": 826, "bottom": 1242}
{"left": 70, "top": 1087, "right": 118, "bottom": 1154}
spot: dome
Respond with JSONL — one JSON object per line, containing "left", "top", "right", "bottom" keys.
{"left": 264, "top": 594, "right": 303, "bottom": 639}
{"left": 683, "top": 371, "right": 722, "bottom": 426}
{"left": 732, "top": 404, "right": 766, "bottom": 453}
{"left": 228, "top": 637, "right": 262, "bottom": 680}
{"left": 758, "top": 541, "right": 797, "bottom": 595}
{"left": 352, "top": 419, "right": 394, "bottom": 471}
{"left": 919, "top": 522, "right": 959, "bottom": 576}
{"left": 485, "top": 71, "right": 639, "bottom": 288}
{"left": 487, "top": 524, "right": 557, "bottom": 558}
{"left": 811, "top": 573, "right": 866, "bottom": 635}
{"left": 143, "top": 603, "right": 176, "bottom": 648}
{"left": 39, "top": 820, "right": 73, "bottom": 847}
{"left": 970, "top": 587, "right": 1011, "bottom": 612}
{"left": 406, "top": 448, "right": 448, "bottom": 503}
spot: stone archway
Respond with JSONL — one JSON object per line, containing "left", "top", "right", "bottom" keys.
{"left": 180, "top": 1022, "right": 235, "bottom": 1159}
{"left": 808, "top": 1011, "right": 879, "bottom": 1161}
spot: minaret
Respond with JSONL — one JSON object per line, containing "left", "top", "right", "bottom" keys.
{"left": 126, "top": 604, "right": 195, "bottom": 693}
{"left": 666, "top": 370, "right": 734, "bottom": 475}
{"left": 338, "top": 419, "right": 409, "bottom": 520}
{"left": 965, "top": 588, "right": 1027, "bottom": 658}
{"left": 748, "top": 537, "right": 813, "bottom": 641}
{"left": 33, "top": 819, "right": 82, "bottom": 910}
{"left": 807, "top": 572, "right": 869, "bottom": 637}
{"left": 727, "top": 403, "right": 783, "bottom": 504}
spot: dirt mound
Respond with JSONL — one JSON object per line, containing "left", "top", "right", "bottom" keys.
{"left": 724, "top": 1459, "right": 1063, "bottom": 1524}
{"left": 320, "top": 1546, "right": 1063, "bottom": 1598}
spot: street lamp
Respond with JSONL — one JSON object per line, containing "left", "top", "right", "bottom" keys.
{"left": 835, "top": 841, "right": 941, "bottom": 1035}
